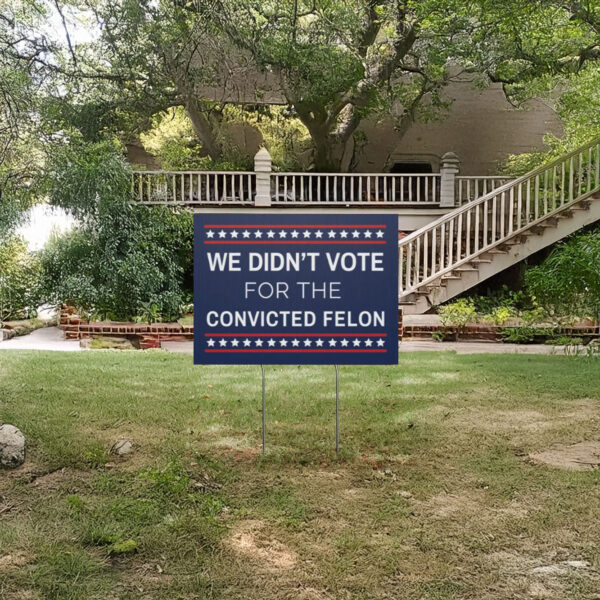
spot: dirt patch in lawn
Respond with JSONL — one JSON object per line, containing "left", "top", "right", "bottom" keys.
{"left": 119, "top": 561, "right": 174, "bottom": 593}
{"left": 29, "top": 467, "right": 92, "bottom": 490}
{"left": 529, "top": 441, "right": 600, "bottom": 470}
{"left": 417, "top": 491, "right": 528, "bottom": 520}
{"left": 0, "top": 552, "right": 32, "bottom": 571}
{"left": 490, "top": 551, "right": 598, "bottom": 598}
{"left": 226, "top": 520, "right": 298, "bottom": 571}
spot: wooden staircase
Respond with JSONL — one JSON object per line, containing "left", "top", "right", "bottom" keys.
{"left": 399, "top": 138, "right": 600, "bottom": 314}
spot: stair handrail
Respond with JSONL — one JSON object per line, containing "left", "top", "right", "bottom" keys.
{"left": 398, "top": 136, "right": 600, "bottom": 296}
{"left": 399, "top": 136, "right": 600, "bottom": 247}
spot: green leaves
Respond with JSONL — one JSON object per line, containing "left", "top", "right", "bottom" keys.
{"left": 39, "top": 142, "right": 193, "bottom": 321}
{"left": 0, "top": 235, "right": 40, "bottom": 321}
{"left": 526, "top": 231, "right": 600, "bottom": 323}
{"left": 46, "top": 139, "right": 132, "bottom": 221}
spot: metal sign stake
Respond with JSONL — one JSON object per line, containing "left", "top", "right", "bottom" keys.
{"left": 335, "top": 365, "right": 340, "bottom": 453}
{"left": 261, "top": 365, "right": 266, "bottom": 454}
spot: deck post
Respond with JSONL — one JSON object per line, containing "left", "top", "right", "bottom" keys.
{"left": 440, "top": 152, "right": 461, "bottom": 208}
{"left": 254, "top": 147, "right": 272, "bottom": 207}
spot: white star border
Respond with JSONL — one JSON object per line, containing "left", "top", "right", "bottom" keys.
{"left": 204, "top": 336, "right": 386, "bottom": 350}
{"left": 204, "top": 227, "right": 386, "bottom": 240}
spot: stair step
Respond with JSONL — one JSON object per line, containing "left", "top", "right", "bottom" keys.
{"left": 539, "top": 218, "right": 558, "bottom": 227}
{"left": 505, "top": 234, "right": 529, "bottom": 245}
{"left": 556, "top": 210, "right": 573, "bottom": 218}
{"left": 454, "top": 266, "right": 479, "bottom": 272}
{"left": 488, "top": 248, "right": 509, "bottom": 254}
{"left": 398, "top": 301, "right": 416, "bottom": 306}
{"left": 529, "top": 225, "right": 545, "bottom": 235}
{"left": 572, "top": 201, "right": 591, "bottom": 210}
{"left": 470, "top": 258, "right": 492, "bottom": 264}
{"left": 441, "top": 275, "right": 461, "bottom": 280}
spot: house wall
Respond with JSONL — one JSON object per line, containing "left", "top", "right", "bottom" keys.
{"left": 356, "top": 80, "right": 562, "bottom": 175}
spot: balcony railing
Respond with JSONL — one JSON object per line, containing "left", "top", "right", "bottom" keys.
{"left": 270, "top": 173, "right": 440, "bottom": 205}
{"left": 133, "top": 171, "right": 255, "bottom": 205}
{"left": 131, "top": 149, "right": 511, "bottom": 209}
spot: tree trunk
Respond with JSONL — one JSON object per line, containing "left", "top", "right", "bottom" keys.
{"left": 184, "top": 97, "right": 223, "bottom": 162}
{"left": 312, "top": 133, "right": 342, "bottom": 172}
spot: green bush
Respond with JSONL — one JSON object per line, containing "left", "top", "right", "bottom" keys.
{"left": 0, "top": 236, "right": 40, "bottom": 321}
{"left": 500, "top": 326, "right": 554, "bottom": 344}
{"left": 471, "top": 285, "right": 534, "bottom": 315}
{"left": 488, "top": 305, "right": 515, "bottom": 326}
{"left": 438, "top": 298, "right": 477, "bottom": 329}
{"left": 526, "top": 231, "right": 600, "bottom": 324}
{"left": 38, "top": 140, "right": 193, "bottom": 321}
{"left": 37, "top": 209, "right": 193, "bottom": 322}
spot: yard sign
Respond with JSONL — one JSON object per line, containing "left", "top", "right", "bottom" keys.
{"left": 194, "top": 213, "right": 398, "bottom": 365}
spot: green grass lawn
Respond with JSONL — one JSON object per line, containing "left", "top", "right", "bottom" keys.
{"left": 1, "top": 350, "right": 599, "bottom": 599}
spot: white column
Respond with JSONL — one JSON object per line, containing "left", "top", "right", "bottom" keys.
{"left": 440, "top": 152, "right": 460, "bottom": 208}
{"left": 254, "top": 147, "right": 272, "bottom": 207}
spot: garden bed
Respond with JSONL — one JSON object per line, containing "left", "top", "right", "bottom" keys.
{"left": 60, "top": 316, "right": 193, "bottom": 349}
{"left": 402, "top": 322, "right": 600, "bottom": 343}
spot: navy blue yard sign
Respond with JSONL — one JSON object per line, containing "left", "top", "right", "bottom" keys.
{"left": 194, "top": 213, "right": 398, "bottom": 365}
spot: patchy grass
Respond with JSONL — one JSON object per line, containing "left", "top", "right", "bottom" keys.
{"left": 0, "top": 351, "right": 599, "bottom": 599}
{"left": 87, "top": 336, "right": 137, "bottom": 351}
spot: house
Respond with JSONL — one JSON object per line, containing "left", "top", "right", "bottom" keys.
{"left": 131, "top": 79, "right": 600, "bottom": 315}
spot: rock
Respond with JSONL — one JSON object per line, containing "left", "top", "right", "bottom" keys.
{"left": 110, "top": 439, "right": 133, "bottom": 456}
{"left": 0, "top": 424, "right": 26, "bottom": 468}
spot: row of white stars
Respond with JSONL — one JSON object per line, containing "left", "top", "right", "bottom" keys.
{"left": 205, "top": 229, "right": 385, "bottom": 239}
{"left": 206, "top": 338, "right": 385, "bottom": 348}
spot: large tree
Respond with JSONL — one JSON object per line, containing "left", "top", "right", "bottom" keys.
{"left": 45, "top": 0, "right": 233, "bottom": 160}
{"left": 20, "top": 1, "right": 600, "bottom": 173}
{"left": 206, "top": 0, "right": 479, "bottom": 170}
{"left": 49, "top": 0, "right": 536, "bottom": 171}
{"left": 0, "top": 0, "right": 50, "bottom": 239}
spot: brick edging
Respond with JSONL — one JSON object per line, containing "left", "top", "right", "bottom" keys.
{"left": 60, "top": 305, "right": 193, "bottom": 349}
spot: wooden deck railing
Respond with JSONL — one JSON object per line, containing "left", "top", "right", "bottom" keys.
{"left": 131, "top": 150, "right": 512, "bottom": 208}
{"left": 270, "top": 173, "right": 441, "bottom": 205}
{"left": 399, "top": 138, "right": 600, "bottom": 295}
{"left": 132, "top": 171, "right": 256, "bottom": 205}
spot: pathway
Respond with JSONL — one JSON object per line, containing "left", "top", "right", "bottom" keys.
{"left": 0, "top": 327, "right": 81, "bottom": 352}
{"left": 0, "top": 327, "right": 570, "bottom": 355}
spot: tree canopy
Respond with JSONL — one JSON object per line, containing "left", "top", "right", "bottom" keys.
{"left": 26, "top": 0, "right": 598, "bottom": 172}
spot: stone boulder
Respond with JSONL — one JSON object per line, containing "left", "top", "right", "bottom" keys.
{"left": 110, "top": 439, "right": 133, "bottom": 456}
{"left": 0, "top": 424, "right": 26, "bottom": 468}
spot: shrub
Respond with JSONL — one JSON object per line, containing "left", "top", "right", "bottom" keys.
{"left": 0, "top": 236, "right": 40, "bottom": 321}
{"left": 526, "top": 231, "right": 600, "bottom": 324}
{"left": 488, "top": 305, "right": 515, "bottom": 326}
{"left": 438, "top": 298, "right": 477, "bottom": 329}
{"left": 500, "top": 326, "right": 538, "bottom": 344}
{"left": 471, "top": 285, "right": 534, "bottom": 315}
{"left": 38, "top": 141, "right": 193, "bottom": 321}
{"left": 37, "top": 209, "right": 193, "bottom": 321}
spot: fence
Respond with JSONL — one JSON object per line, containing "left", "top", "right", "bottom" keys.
{"left": 132, "top": 149, "right": 510, "bottom": 208}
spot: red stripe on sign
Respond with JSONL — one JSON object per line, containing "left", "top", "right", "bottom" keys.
{"left": 203, "top": 240, "right": 386, "bottom": 245}
{"left": 204, "top": 333, "right": 387, "bottom": 337}
{"left": 203, "top": 224, "right": 387, "bottom": 228}
{"left": 204, "top": 349, "right": 387, "bottom": 353}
